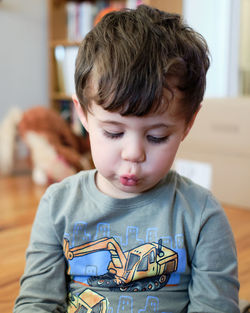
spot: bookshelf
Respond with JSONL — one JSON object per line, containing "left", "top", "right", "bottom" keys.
{"left": 47, "top": 0, "right": 182, "bottom": 117}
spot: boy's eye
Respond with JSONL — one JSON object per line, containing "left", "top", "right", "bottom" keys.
{"left": 147, "top": 135, "right": 169, "bottom": 144}
{"left": 103, "top": 130, "right": 124, "bottom": 139}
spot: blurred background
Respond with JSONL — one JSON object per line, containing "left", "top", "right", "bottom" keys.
{"left": 0, "top": 1, "right": 250, "bottom": 311}
{"left": 1, "top": 0, "right": 249, "bottom": 206}
{"left": 0, "top": 0, "right": 249, "bottom": 118}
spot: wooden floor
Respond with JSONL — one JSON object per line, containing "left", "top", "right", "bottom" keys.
{"left": 1, "top": 174, "right": 250, "bottom": 312}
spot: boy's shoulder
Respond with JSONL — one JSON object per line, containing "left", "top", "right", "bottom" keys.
{"left": 43, "top": 169, "right": 95, "bottom": 200}
{"left": 167, "top": 170, "right": 220, "bottom": 211}
{"left": 168, "top": 170, "right": 211, "bottom": 195}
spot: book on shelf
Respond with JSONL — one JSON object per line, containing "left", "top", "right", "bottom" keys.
{"left": 66, "top": 1, "right": 102, "bottom": 41}
{"left": 60, "top": 100, "right": 72, "bottom": 123}
{"left": 79, "top": 2, "right": 96, "bottom": 39}
{"left": 54, "top": 45, "right": 78, "bottom": 96}
{"left": 54, "top": 46, "right": 65, "bottom": 93}
{"left": 65, "top": 0, "right": 141, "bottom": 42}
{"left": 66, "top": 2, "right": 78, "bottom": 42}
{"left": 57, "top": 100, "right": 87, "bottom": 137}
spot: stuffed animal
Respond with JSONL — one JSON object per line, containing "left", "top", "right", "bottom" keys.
{"left": 0, "top": 107, "right": 23, "bottom": 175}
{"left": 17, "top": 106, "right": 93, "bottom": 185}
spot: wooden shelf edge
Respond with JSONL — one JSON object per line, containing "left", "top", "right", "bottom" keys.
{"left": 50, "top": 40, "right": 81, "bottom": 48}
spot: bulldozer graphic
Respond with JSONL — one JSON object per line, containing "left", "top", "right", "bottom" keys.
{"left": 64, "top": 237, "right": 178, "bottom": 292}
{"left": 68, "top": 289, "right": 108, "bottom": 313}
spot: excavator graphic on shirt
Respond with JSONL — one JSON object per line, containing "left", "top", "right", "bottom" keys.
{"left": 64, "top": 236, "right": 178, "bottom": 292}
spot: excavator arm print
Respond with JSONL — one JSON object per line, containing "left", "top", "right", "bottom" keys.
{"left": 64, "top": 237, "right": 178, "bottom": 292}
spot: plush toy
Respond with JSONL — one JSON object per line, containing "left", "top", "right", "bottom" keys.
{"left": 17, "top": 106, "right": 93, "bottom": 185}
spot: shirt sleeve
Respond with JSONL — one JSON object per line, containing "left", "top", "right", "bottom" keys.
{"left": 14, "top": 192, "right": 67, "bottom": 313}
{"left": 187, "top": 194, "right": 240, "bottom": 313}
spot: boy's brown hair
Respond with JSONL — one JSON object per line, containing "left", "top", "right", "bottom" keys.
{"left": 75, "top": 5, "right": 210, "bottom": 123}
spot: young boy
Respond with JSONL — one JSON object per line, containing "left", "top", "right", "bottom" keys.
{"left": 14, "top": 5, "right": 240, "bottom": 313}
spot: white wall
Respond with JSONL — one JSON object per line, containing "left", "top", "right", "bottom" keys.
{"left": 183, "top": 0, "right": 241, "bottom": 98}
{"left": 0, "top": 0, "right": 48, "bottom": 119}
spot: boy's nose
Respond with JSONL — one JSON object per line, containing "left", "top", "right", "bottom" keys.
{"left": 121, "top": 140, "right": 146, "bottom": 163}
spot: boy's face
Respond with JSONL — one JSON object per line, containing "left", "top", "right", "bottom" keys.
{"left": 74, "top": 98, "right": 195, "bottom": 199}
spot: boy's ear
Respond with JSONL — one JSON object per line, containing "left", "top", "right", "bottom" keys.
{"left": 181, "top": 104, "right": 201, "bottom": 141}
{"left": 72, "top": 94, "right": 89, "bottom": 131}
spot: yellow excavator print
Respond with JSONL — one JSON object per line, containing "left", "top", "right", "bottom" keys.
{"left": 64, "top": 237, "right": 178, "bottom": 292}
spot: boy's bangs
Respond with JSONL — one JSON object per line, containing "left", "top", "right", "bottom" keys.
{"left": 93, "top": 59, "right": 169, "bottom": 117}
{"left": 97, "top": 81, "right": 165, "bottom": 117}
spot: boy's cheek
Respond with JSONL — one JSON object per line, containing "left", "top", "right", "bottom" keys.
{"left": 90, "top": 139, "right": 114, "bottom": 163}
{"left": 151, "top": 145, "right": 179, "bottom": 167}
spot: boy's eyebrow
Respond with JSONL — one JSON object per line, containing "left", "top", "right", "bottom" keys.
{"left": 99, "top": 120, "right": 125, "bottom": 125}
{"left": 148, "top": 123, "right": 174, "bottom": 129}
{"left": 99, "top": 120, "right": 174, "bottom": 129}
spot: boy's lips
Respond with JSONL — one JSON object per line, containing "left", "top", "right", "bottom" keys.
{"left": 119, "top": 175, "right": 138, "bottom": 186}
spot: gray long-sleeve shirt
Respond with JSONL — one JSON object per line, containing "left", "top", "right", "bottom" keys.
{"left": 14, "top": 170, "right": 240, "bottom": 313}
